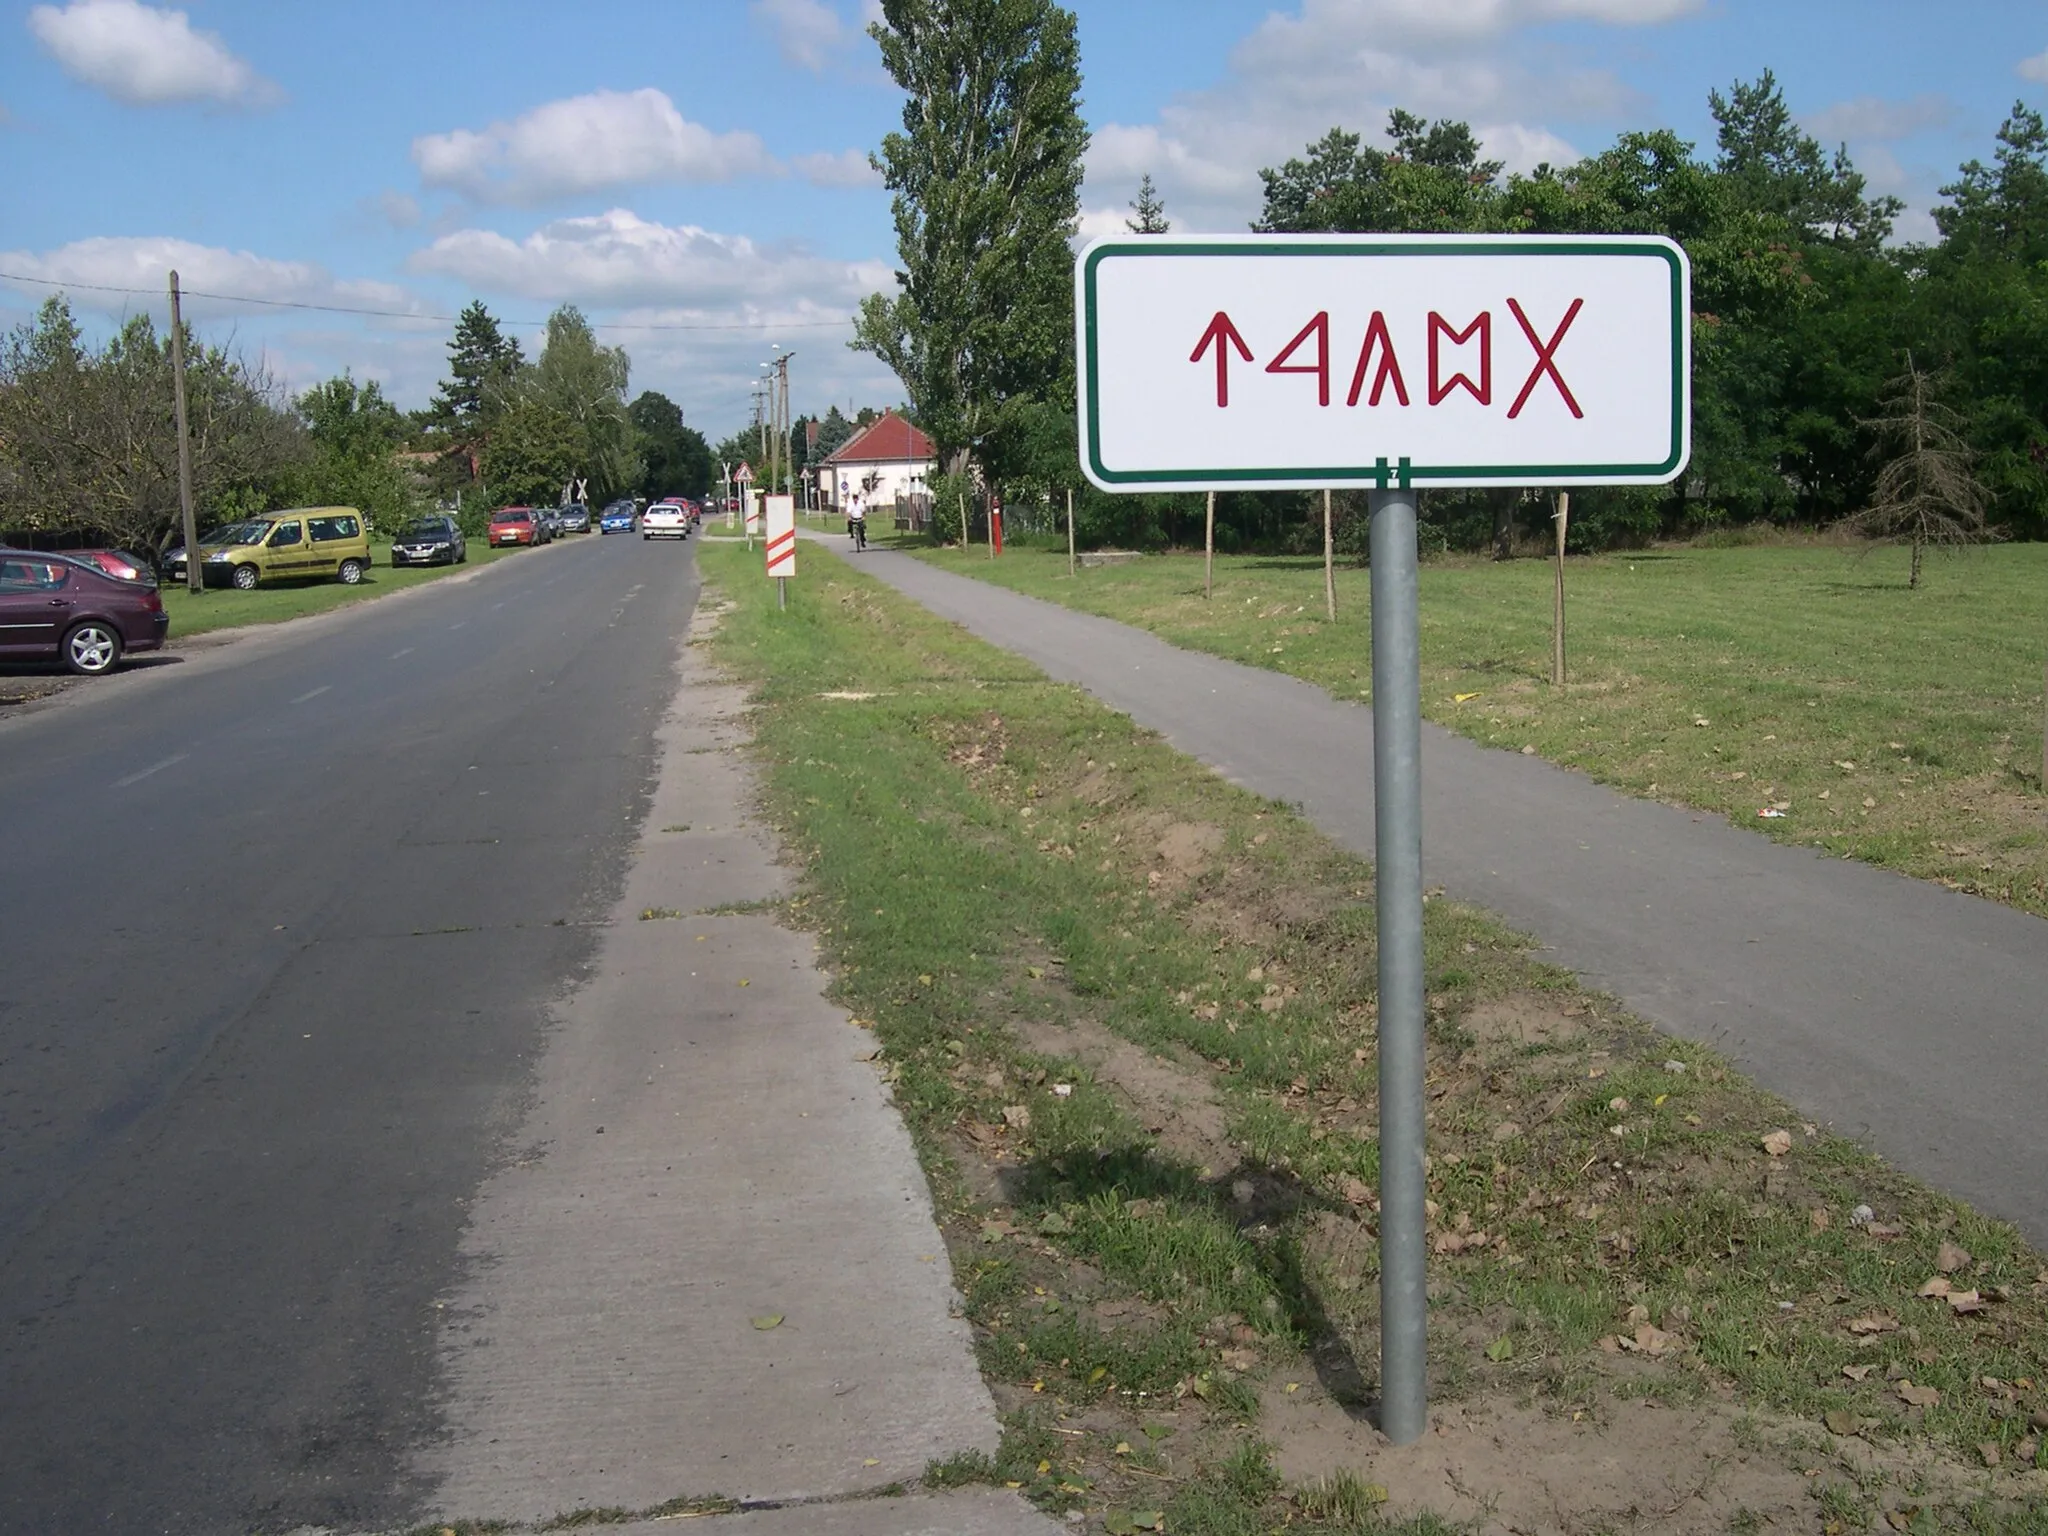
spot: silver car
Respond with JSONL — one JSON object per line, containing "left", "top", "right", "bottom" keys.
{"left": 557, "top": 503, "right": 591, "bottom": 534}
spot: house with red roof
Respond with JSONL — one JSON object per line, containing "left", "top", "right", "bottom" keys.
{"left": 814, "top": 410, "right": 937, "bottom": 517}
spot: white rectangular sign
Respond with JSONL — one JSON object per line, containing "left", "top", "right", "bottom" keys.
{"left": 1076, "top": 234, "right": 1690, "bottom": 492}
{"left": 763, "top": 494, "right": 795, "bottom": 577}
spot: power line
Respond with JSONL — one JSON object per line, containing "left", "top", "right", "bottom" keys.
{"left": 0, "top": 270, "right": 857, "bottom": 332}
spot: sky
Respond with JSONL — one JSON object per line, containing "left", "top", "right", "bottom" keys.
{"left": 3, "top": 0, "right": 2046, "bottom": 443}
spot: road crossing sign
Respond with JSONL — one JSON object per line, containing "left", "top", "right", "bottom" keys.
{"left": 1076, "top": 233, "right": 1691, "bottom": 492}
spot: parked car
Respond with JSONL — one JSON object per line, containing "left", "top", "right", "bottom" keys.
{"left": 69, "top": 549, "right": 157, "bottom": 585}
{"left": 488, "top": 507, "right": 541, "bottom": 548}
{"left": 537, "top": 507, "right": 563, "bottom": 541}
{"left": 642, "top": 501, "right": 690, "bottom": 540}
{"left": 160, "top": 508, "right": 371, "bottom": 590}
{"left": 391, "top": 514, "right": 467, "bottom": 567}
{"left": 599, "top": 501, "right": 636, "bottom": 534}
{"left": 0, "top": 549, "right": 169, "bottom": 674}
{"left": 557, "top": 503, "right": 591, "bottom": 534}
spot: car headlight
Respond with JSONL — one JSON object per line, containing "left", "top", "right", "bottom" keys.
{"left": 206, "top": 550, "right": 232, "bottom": 563}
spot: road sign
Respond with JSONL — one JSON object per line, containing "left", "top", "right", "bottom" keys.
{"left": 1076, "top": 233, "right": 1690, "bottom": 492}
{"left": 764, "top": 494, "right": 795, "bottom": 578}
{"left": 734, "top": 462, "right": 754, "bottom": 483}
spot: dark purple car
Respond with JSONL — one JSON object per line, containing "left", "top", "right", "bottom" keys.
{"left": 0, "top": 549, "right": 170, "bottom": 675}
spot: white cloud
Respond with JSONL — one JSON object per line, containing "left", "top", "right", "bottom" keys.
{"left": 751, "top": 0, "right": 847, "bottom": 72}
{"left": 26, "top": 0, "right": 277, "bottom": 107}
{"left": 377, "top": 191, "right": 422, "bottom": 230}
{"left": 2020, "top": 48, "right": 2048, "bottom": 85}
{"left": 793, "top": 148, "right": 881, "bottom": 187}
{"left": 1805, "top": 94, "right": 1954, "bottom": 145}
{"left": 1081, "top": 0, "right": 1666, "bottom": 234}
{"left": 408, "top": 208, "right": 893, "bottom": 313}
{"left": 0, "top": 235, "right": 419, "bottom": 319}
{"left": 413, "top": 89, "right": 777, "bottom": 203}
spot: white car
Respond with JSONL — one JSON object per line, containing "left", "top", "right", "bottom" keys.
{"left": 642, "top": 501, "right": 689, "bottom": 540}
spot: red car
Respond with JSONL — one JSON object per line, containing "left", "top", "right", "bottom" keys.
{"left": 71, "top": 549, "right": 158, "bottom": 585}
{"left": 0, "top": 549, "right": 170, "bottom": 675}
{"left": 488, "top": 507, "right": 540, "bottom": 547}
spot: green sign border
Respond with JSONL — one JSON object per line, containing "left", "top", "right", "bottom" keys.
{"left": 1079, "top": 237, "right": 1689, "bottom": 488}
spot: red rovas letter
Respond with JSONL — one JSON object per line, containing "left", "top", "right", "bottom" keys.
{"left": 1346, "top": 311, "right": 1410, "bottom": 407}
{"left": 1265, "top": 311, "right": 1331, "bottom": 406}
{"left": 1428, "top": 311, "right": 1491, "bottom": 405}
{"left": 1191, "top": 311, "right": 1254, "bottom": 407}
{"left": 1506, "top": 297, "right": 1585, "bottom": 419}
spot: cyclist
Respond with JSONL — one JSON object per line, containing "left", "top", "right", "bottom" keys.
{"left": 847, "top": 490, "right": 867, "bottom": 552}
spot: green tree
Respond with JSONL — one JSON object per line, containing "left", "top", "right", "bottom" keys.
{"left": 1936, "top": 102, "right": 2048, "bottom": 265}
{"left": 629, "top": 390, "right": 712, "bottom": 499}
{"left": 527, "top": 305, "right": 637, "bottom": 502}
{"left": 1709, "top": 69, "right": 1900, "bottom": 246}
{"left": 291, "top": 372, "right": 416, "bottom": 533}
{"left": 1255, "top": 111, "right": 1505, "bottom": 234}
{"left": 482, "top": 395, "right": 582, "bottom": 509}
{"left": 853, "top": 0, "right": 1088, "bottom": 481}
{"left": 426, "top": 301, "right": 524, "bottom": 478}
{"left": 813, "top": 404, "right": 855, "bottom": 459}
{"left": 1127, "top": 173, "right": 1170, "bottom": 233}
{"left": 0, "top": 295, "right": 304, "bottom": 549}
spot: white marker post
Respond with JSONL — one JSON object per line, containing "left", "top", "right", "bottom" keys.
{"left": 764, "top": 493, "right": 795, "bottom": 610}
{"left": 1076, "top": 233, "right": 1690, "bottom": 1447}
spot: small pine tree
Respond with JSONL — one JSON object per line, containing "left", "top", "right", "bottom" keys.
{"left": 1842, "top": 357, "right": 1998, "bottom": 588}
{"left": 1127, "top": 173, "right": 1170, "bottom": 234}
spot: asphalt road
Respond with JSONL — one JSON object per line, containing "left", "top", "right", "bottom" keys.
{"left": 0, "top": 533, "right": 699, "bottom": 1534}
{"left": 821, "top": 537, "right": 2048, "bottom": 1245}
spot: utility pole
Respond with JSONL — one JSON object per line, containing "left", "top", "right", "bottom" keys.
{"left": 167, "top": 271, "right": 201, "bottom": 595}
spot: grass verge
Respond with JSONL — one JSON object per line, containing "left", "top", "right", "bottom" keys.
{"left": 700, "top": 542, "right": 2048, "bottom": 1535}
{"left": 906, "top": 538, "right": 2048, "bottom": 920}
{"left": 158, "top": 537, "right": 530, "bottom": 637}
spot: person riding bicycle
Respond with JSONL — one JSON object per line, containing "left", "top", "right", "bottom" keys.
{"left": 847, "top": 490, "right": 867, "bottom": 551}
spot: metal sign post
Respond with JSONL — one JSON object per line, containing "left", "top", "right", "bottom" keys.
{"left": 1075, "top": 232, "right": 1690, "bottom": 1447}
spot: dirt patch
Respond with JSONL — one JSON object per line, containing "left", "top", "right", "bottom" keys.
{"left": 1266, "top": 1379, "right": 1817, "bottom": 1534}
{"left": 1013, "top": 1011, "right": 1235, "bottom": 1176}
{"left": 1459, "top": 993, "right": 1587, "bottom": 1050}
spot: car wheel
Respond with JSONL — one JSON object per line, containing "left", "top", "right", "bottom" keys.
{"left": 338, "top": 558, "right": 365, "bottom": 585}
{"left": 63, "top": 620, "right": 122, "bottom": 676}
{"left": 231, "top": 563, "right": 259, "bottom": 590}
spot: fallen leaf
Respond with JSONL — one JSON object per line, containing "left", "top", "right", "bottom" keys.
{"left": 1633, "top": 1323, "right": 1683, "bottom": 1356}
{"left": 1001, "top": 1104, "right": 1031, "bottom": 1130}
{"left": 1114, "top": 1441, "right": 1132, "bottom": 1456}
{"left": 1485, "top": 1336, "right": 1514, "bottom": 1362}
{"left": 1918, "top": 1277, "right": 1952, "bottom": 1299}
{"left": 751, "top": 1314, "right": 784, "bottom": 1330}
{"left": 1935, "top": 1240, "right": 1972, "bottom": 1274}
{"left": 1896, "top": 1381, "right": 1941, "bottom": 1408}
{"left": 1810, "top": 1207, "right": 1832, "bottom": 1233}
{"left": 1454, "top": 691, "right": 1482, "bottom": 702}
{"left": 1946, "top": 1289, "right": 1986, "bottom": 1314}
{"left": 1142, "top": 1422, "right": 1173, "bottom": 1440}
{"left": 1761, "top": 1129, "right": 1793, "bottom": 1157}
{"left": 1339, "top": 1176, "right": 1373, "bottom": 1207}
{"left": 1842, "top": 1364, "right": 1875, "bottom": 1381}
{"left": 1824, "top": 1409, "right": 1877, "bottom": 1437}
{"left": 1845, "top": 1312, "right": 1899, "bottom": 1336}
{"left": 1978, "top": 1441, "right": 2001, "bottom": 1467}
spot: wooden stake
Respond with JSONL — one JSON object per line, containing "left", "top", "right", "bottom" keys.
{"left": 1066, "top": 487, "right": 1075, "bottom": 577}
{"left": 1204, "top": 490, "right": 1215, "bottom": 599}
{"left": 958, "top": 491, "right": 967, "bottom": 549}
{"left": 1323, "top": 488, "right": 1336, "bottom": 621}
{"left": 1551, "top": 491, "right": 1570, "bottom": 687}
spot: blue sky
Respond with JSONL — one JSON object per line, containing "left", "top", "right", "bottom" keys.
{"left": 3, "top": 0, "right": 2045, "bottom": 442}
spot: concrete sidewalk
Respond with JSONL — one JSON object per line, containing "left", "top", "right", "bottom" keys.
{"left": 811, "top": 533, "right": 2048, "bottom": 1246}
{"left": 414, "top": 595, "right": 1059, "bottom": 1534}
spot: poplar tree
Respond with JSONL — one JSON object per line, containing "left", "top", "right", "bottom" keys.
{"left": 852, "top": 0, "right": 1087, "bottom": 478}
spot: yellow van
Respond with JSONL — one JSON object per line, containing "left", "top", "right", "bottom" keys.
{"left": 182, "top": 508, "right": 374, "bottom": 590}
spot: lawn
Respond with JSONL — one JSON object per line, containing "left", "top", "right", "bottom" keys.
{"left": 158, "top": 538, "right": 526, "bottom": 638}
{"left": 906, "top": 536, "right": 2048, "bottom": 917}
{"left": 697, "top": 541, "right": 2048, "bottom": 1534}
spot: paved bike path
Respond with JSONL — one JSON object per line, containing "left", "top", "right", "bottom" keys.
{"left": 811, "top": 534, "right": 2048, "bottom": 1245}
